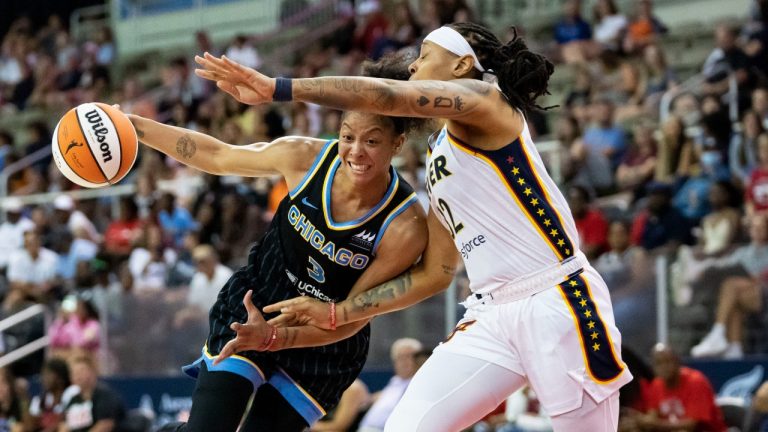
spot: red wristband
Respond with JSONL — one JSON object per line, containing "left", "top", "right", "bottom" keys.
{"left": 262, "top": 325, "right": 278, "bottom": 351}
{"left": 329, "top": 302, "right": 337, "bottom": 330}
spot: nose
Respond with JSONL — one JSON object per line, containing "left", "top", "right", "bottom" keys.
{"left": 408, "top": 60, "right": 418, "bottom": 75}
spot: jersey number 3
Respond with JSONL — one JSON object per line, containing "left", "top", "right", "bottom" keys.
{"left": 437, "top": 198, "right": 464, "bottom": 238}
{"left": 307, "top": 256, "right": 326, "bottom": 283}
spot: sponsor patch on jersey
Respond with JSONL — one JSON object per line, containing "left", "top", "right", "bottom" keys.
{"left": 285, "top": 269, "right": 334, "bottom": 302}
{"left": 350, "top": 230, "right": 376, "bottom": 251}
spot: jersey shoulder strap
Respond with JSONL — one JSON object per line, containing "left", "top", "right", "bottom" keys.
{"left": 288, "top": 139, "right": 338, "bottom": 200}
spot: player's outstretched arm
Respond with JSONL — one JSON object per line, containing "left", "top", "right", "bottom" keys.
{"left": 194, "top": 53, "right": 499, "bottom": 127}
{"left": 265, "top": 209, "right": 460, "bottom": 329}
{"left": 127, "top": 113, "right": 323, "bottom": 178}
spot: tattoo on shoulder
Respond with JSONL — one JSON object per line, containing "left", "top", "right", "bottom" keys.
{"left": 135, "top": 128, "right": 145, "bottom": 139}
{"left": 176, "top": 134, "right": 197, "bottom": 159}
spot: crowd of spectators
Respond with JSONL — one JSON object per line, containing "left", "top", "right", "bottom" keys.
{"left": 0, "top": 0, "right": 767, "bottom": 430}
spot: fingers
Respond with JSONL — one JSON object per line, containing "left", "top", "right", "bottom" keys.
{"left": 194, "top": 69, "right": 224, "bottom": 81}
{"left": 263, "top": 298, "right": 303, "bottom": 314}
{"left": 214, "top": 339, "right": 238, "bottom": 365}
{"left": 266, "top": 313, "right": 296, "bottom": 327}
{"left": 242, "top": 290, "right": 257, "bottom": 315}
{"left": 217, "top": 81, "right": 242, "bottom": 99}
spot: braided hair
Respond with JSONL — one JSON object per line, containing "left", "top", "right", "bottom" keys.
{"left": 448, "top": 23, "right": 554, "bottom": 115}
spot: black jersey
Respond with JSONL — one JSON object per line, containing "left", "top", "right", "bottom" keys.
{"left": 206, "top": 139, "right": 417, "bottom": 410}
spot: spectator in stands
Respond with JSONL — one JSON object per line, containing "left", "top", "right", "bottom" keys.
{"left": 7, "top": 230, "right": 59, "bottom": 302}
{"left": 62, "top": 356, "right": 126, "bottom": 432}
{"left": 558, "top": 115, "right": 613, "bottom": 193}
{"left": 697, "top": 180, "right": 742, "bottom": 256}
{"left": 48, "top": 296, "right": 101, "bottom": 363}
{"left": 93, "top": 27, "right": 114, "bottom": 67}
{"left": 639, "top": 45, "right": 677, "bottom": 110}
{"left": 631, "top": 182, "right": 692, "bottom": 251}
{"left": 583, "top": 98, "right": 627, "bottom": 169}
{"left": 54, "top": 230, "right": 98, "bottom": 282}
{"left": 0, "top": 368, "right": 24, "bottom": 431}
{"left": 554, "top": 0, "right": 594, "bottom": 63}
{"left": 673, "top": 143, "right": 730, "bottom": 224}
{"left": 746, "top": 133, "right": 768, "bottom": 215}
{"left": 655, "top": 115, "right": 694, "bottom": 183}
{"left": 312, "top": 379, "right": 370, "bottom": 432}
{"left": 23, "top": 122, "right": 52, "bottom": 175}
{"left": 702, "top": 24, "right": 753, "bottom": 97}
{"left": 0, "top": 198, "right": 34, "bottom": 272}
{"left": 370, "top": 1, "right": 421, "bottom": 60}
{"left": 354, "top": 0, "right": 390, "bottom": 56}
{"left": 623, "top": 0, "right": 667, "bottom": 54}
{"left": 52, "top": 196, "right": 101, "bottom": 244}
{"left": 616, "top": 346, "right": 654, "bottom": 432}
{"left": 567, "top": 185, "right": 608, "bottom": 259}
{"left": 616, "top": 124, "right": 657, "bottom": 195}
{"left": 26, "top": 357, "right": 77, "bottom": 432}
{"left": 358, "top": 338, "right": 423, "bottom": 432}
{"left": 0, "top": 130, "right": 12, "bottom": 171}
{"left": 689, "top": 213, "right": 768, "bottom": 358}
{"left": 752, "top": 87, "right": 768, "bottom": 129}
{"left": 186, "top": 245, "right": 233, "bottom": 314}
{"left": 595, "top": 220, "right": 647, "bottom": 290}
{"left": 730, "top": 110, "right": 764, "bottom": 183}
{"left": 641, "top": 344, "right": 726, "bottom": 431}
{"left": 224, "top": 35, "right": 261, "bottom": 70}
{"left": 103, "top": 198, "right": 141, "bottom": 260}
{"left": 592, "top": 0, "right": 627, "bottom": 52}
{"left": 156, "top": 192, "right": 198, "bottom": 248}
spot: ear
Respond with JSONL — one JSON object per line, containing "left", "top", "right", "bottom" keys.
{"left": 452, "top": 55, "right": 476, "bottom": 78}
{"left": 393, "top": 134, "right": 406, "bottom": 155}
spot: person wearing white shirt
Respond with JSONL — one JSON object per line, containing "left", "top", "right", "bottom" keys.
{"left": 358, "top": 338, "right": 423, "bottom": 432}
{"left": 187, "top": 245, "right": 233, "bottom": 312}
{"left": 224, "top": 35, "right": 261, "bottom": 69}
{"left": 7, "top": 230, "right": 59, "bottom": 299}
{"left": 0, "top": 198, "right": 35, "bottom": 270}
{"left": 53, "top": 195, "right": 102, "bottom": 244}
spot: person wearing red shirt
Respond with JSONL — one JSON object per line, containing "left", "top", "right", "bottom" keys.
{"left": 640, "top": 344, "right": 726, "bottom": 432}
{"left": 103, "top": 198, "right": 142, "bottom": 258}
{"left": 746, "top": 134, "right": 768, "bottom": 215}
{"left": 567, "top": 185, "right": 609, "bottom": 259}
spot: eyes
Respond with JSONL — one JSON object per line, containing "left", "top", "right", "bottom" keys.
{"left": 341, "top": 134, "right": 380, "bottom": 146}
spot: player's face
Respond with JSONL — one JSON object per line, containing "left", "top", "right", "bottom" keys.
{"left": 409, "top": 41, "right": 464, "bottom": 81}
{"left": 338, "top": 112, "right": 404, "bottom": 185}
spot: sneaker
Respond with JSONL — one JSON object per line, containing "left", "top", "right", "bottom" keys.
{"left": 691, "top": 329, "right": 728, "bottom": 357}
{"left": 723, "top": 343, "right": 744, "bottom": 360}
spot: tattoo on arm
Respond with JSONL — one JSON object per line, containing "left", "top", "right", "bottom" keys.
{"left": 441, "top": 264, "right": 457, "bottom": 276}
{"left": 135, "top": 128, "right": 145, "bottom": 139}
{"left": 432, "top": 96, "right": 465, "bottom": 111}
{"left": 176, "top": 134, "right": 197, "bottom": 159}
{"left": 351, "top": 272, "right": 413, "bottom": 313}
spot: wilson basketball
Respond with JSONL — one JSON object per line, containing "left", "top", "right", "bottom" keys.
{"left": 52, "top": 102, "right": 138, "bottom": 188}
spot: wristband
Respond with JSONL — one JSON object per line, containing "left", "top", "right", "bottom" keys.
{"left": 272, "top": 77, "right": 293, "bottom": 102}
{"left": 329, "top": 302, "right": 337, "bottom": 331}
{"left": 262, "top": 325, "right": 278, "bottom": 351}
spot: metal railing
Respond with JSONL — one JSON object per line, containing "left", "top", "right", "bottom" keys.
{"left": 660, "top": 73, "right": 739, "bottom": 124}
{"left": 0, "top": 304, "right": 50, "bottom": 369}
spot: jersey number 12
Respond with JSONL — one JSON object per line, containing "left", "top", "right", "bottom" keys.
{"left": 437, "top": 198, "right": 464, "bottom": 238}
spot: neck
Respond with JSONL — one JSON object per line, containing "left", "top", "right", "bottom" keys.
{"left": 335, "top": 166, "right": 391, "bottom": 208}
{"left": 664, "top": 373, "right": 680, "bottom": 388}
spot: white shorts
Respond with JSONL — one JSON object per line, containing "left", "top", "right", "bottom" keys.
{"left": 435, "top": 265, "right": 633, "bottom": 416}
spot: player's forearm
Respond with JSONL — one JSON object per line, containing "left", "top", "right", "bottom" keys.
{"left": 274, "top": 321, "right": 367, "bottom": 350}
{"left": 127, "top": 115, "right": 230, "bottom": 175}
{"left": 337, "top": 264, "right": 455, "bottom": 326}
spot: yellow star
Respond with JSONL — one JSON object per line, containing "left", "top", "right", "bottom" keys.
{"left": 587, "top": 321, "right": 595, "bottom": 329}
{"left": 523, "top": 187, "right": 532, "bottom": 196}
{"left": 591, "top": 331, "right": 599, "bottom": 340}
{"left": 543, "top": 219, "right": 551, "bottom": 226}
{"left": 537, "top": 208, "right": 545, "bottom": 216}
{"left": 579, "top": 298, "right": 587, "bottom": 307}
{"left": 511, "top": 167, "right": 520, "bottom": 175}
{"left": 530, "top": 198, "right": 539, "bottom": 206}
{"left": 569, "top": 280, "right": 578, "bottom": 287}
{"left": 549, "top": 229, "right": 558, "bottom": 237}
{"left": 517, "top": 178, "right": 525, "bottom": 185}
{"left": 574, "top": 289, "right": 582, "bottom": 298}
{"left": 584, "top": 310, "right": 592, "bottom": 318}
{"left": 557, "top": 239, "right": 565, "bottom": 247}
{"left": 592, "top": 343, "right": 600, "bottom": 351}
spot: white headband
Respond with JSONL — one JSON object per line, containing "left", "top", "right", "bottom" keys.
{"left": 424, "top": 26, "right": 485, "bottom": 72}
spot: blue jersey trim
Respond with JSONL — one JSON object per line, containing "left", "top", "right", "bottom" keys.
{"left": 373, "top": 192, "right": 418, "bottom": 252}
{"left": 268, "top": 368, "right": 327, "bottom": 425}
{"left": 289, "top": 139, "right": 337, "bottom": 199}
{"left": 322, "top": 157, "right": 399, "bottom": 230}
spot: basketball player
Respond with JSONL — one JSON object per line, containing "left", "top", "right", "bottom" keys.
{"left": 121, "top": 89, "right": 427, "bottom": 429}
{"left": 196, "top": 23, "right": 633, "bottom": 431}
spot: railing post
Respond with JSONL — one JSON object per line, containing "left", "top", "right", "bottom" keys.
{"left": 656, "top": 255, "right": 669, "bottom": 345}
{"left": 444, "top": 278, "right": 458, "bottom": 336}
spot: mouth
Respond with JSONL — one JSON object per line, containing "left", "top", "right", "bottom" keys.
{"left": 348, "top": 161, "right": 371, "bottom": 174}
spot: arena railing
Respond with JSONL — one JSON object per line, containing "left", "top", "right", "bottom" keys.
{"left": 0, "top": 304, "right": 50, "bottom": 369}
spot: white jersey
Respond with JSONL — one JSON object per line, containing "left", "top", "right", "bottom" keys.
{"left": 427, "top": 121, "right": 580, "bottom": 294}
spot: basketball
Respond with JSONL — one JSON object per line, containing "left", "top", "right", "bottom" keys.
{"left": 52, "top": 102, "right": 138, "bottom": 188}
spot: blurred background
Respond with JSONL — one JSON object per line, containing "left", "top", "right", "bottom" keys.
{"left": 0, "top": 0, "right": 767, "bottom": 430}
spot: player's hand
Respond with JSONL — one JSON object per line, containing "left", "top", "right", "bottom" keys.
{"left": 263, "top": 297, "right": 333, "bottom": 330}
{"left": 194, "top": 52, "right": 275, "bottom": 105}
{"left": 214, "top": 290, "right": 271, "bottom": 364}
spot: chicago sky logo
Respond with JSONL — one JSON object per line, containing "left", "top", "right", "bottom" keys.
{"left": 351, "top": 230, "right": 376, "bottom": 250}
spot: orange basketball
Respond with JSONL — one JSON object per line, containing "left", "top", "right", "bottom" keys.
{"left": 52, "top": 102, "right": 138, "bottom": 188}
